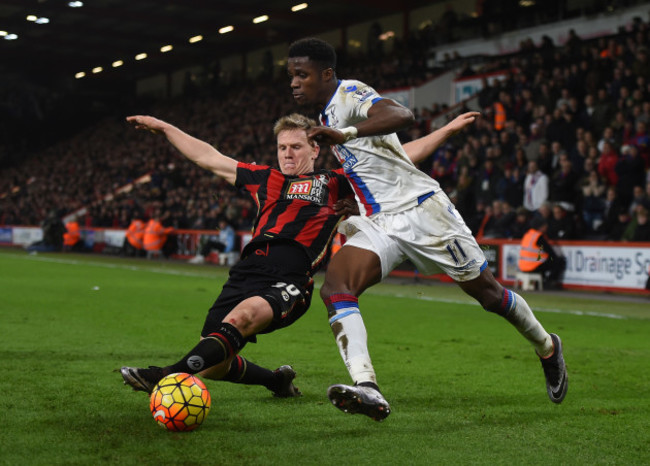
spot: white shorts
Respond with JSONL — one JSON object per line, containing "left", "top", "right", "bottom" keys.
{"left": 339, "top": 191, "right": 487, "bottom": 282}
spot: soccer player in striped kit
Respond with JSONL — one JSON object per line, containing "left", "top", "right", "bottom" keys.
{"left": 287, "top": 37, "right": 568, "bottom": 421}
{"left": 121, "top": 113, "right": 355, "bottom": 397}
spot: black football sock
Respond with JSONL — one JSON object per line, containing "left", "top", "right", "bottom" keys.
{"left": 164, "top": 322, "right": 245, "bottom": 375}
{"left": 222, "top": 355, "right": 278, "bottom": 391}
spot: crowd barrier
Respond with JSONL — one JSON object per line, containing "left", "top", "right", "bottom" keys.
{"left": 3, "top": 225, "right": 649, "bottom": 294}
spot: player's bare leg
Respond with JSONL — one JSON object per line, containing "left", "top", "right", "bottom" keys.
{"left": 458, "top": 268, "right": 568, "bottom": 403}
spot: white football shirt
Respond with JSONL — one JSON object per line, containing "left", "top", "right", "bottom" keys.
{"left": 320, "top": 79, "right": 440, "bottom": 216}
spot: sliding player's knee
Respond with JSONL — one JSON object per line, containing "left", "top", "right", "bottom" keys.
{"left": 224, "top": 299, "right": 271, "bottom": 336}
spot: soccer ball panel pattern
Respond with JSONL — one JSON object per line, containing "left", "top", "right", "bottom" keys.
{"left": 149, "top": 373, "right": 211, "bottom": 431}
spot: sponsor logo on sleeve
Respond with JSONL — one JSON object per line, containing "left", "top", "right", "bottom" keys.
{"left": 352, "top": 88, "right": 376, "bottom": 103}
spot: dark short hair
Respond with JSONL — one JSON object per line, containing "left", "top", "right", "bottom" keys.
{"left": 288, "top": 37, "right": 337, "bottom": 71}
{"left": 530, "top": 216, "right": 547, "bottom": 230}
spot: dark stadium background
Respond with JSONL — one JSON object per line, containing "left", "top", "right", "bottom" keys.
{"left": 2, "top": 0, "right": 650, "bottom": 258}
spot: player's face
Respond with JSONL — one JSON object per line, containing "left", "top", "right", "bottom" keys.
{"left": 276, "top": 129, "right": 319, "bottom": 176}
{"left": 288, "top": 57, "right": 331, "bottom": 107}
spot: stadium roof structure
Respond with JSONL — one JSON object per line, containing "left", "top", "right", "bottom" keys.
{"left": 1, "top": 0, "right": 439, "bottom": 91}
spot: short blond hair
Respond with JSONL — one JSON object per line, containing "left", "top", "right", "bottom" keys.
{"left": 273, "top": 113, "right": 318, "bottom": 136}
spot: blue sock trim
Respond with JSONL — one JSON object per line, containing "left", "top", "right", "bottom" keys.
{"left": 329, "top": 309, "right": 361, "bottom": 325}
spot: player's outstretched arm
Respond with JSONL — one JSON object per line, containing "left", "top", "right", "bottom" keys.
{"left": 126, "top": 115, "right": 237, "bottom": 184}
{"left": 307, "top": 99, "right": 414, "bottom": 145}
{"left": 403, "top": 112, "right": 480, "bottom": 164}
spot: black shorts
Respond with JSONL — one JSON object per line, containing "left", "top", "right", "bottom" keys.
{"left": 201, "top": 241, "right": 314, "bottom": 342}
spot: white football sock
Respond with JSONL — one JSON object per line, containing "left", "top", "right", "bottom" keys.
{"left": 329, "top": 306, "right": 377, "bottom": 385}
{"left": 503, "top": 290, "right": 553, "bottom": 356}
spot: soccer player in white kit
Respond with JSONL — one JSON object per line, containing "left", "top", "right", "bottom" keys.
{"left": 287, "top": 38, "right": 568, "bottom": 421}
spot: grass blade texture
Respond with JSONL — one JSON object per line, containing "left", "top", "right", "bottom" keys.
{"left": 1, "top": 248, "right": 649, "bottom": 465}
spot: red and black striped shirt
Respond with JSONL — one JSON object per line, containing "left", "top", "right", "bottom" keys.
{"left": 236, "top": 163, "right": 353, "bottom": 272}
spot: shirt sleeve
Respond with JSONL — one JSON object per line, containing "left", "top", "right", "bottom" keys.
{"left": 341, "top": 81, "right": 383, "bottom": 121}
{"left": 235, "top": 162, "right": 270, "bottom": 189}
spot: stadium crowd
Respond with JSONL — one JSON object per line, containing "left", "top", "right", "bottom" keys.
{"left": 2, "top": 12, "right": 650, "bottom": 243}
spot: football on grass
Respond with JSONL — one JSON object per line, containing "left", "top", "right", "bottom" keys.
{"left": 149, "top": 373, "right": 211, "bottom": 431}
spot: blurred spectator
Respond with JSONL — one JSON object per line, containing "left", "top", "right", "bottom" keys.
{"left": 523, "top": 160, "right": 549, "bottom": 212}
{"left": 453, "top": 165, "right": 477, "bottom": 220}
{"left": 565, "top": 29, "right": 582, "bottom": 60}
{"left": 628, "top": 184, "right": 649, "bottom": 216}
{"left": 430, "top": 145, "right": 457, "bottom": 193}
{"left": 593, "top": 88, "right": 616, "bottom": 137}
{"left": 548, "top": 203, "right": 577, "bottom": 239}
{"left": 615, "top": 144, "right": 646, "bottom": 208}
{"left": 549, "top": 153, "right": 580, "bottom": 209}
{"left": 512, "top": 146, "right": 529, "bottom": 173}
{"left": 468, "top": 199, "right": 489, "bottom": 237}
{"left": 580, "top": 169, "right": 606, "bottom": 234}
{"left": 535, "top": 141, "right": 553, "bottom": 176}
{"left": 546, "top": 108, "right": 572, "bottom": 149}
{"left": 495, "top": 162, "right": 524, "bottom": 208}
{"left": 625, "top": 120, "right": 650, "bottom": 168}
{"left": 25, "top": 210, "right": 65, "bottom": 252}
{"left": 599, "top": 186, "right": 627, "bottom": 239}
{"left": 189, "top": 219, "right": 238, "bottom": 265}
{"left": 475, "top": 158, "right": 501, "bottom": 204}
{"left": 608, "top": 207, "right": 632, "bottom": 240}
{"left": 621, "top": 199, "right": 650, "bottom": 241}
{"left": 597, "top": 141, "right": 619, "bottom": 187}
{"left": 631, "top": 46, "right": 650, "bottom": 82}
{"left": 510, "top": 206, "right": 531, "bottom": 239}
{"left": 597, "top": 127, "right": 616, "bottom": 152}
{"left": 480, "top": 200, "right": 514, "bottom": 238}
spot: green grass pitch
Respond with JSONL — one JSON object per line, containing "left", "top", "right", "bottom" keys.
{"left": 1, "top": 248, "right": 649, "bottom": 465}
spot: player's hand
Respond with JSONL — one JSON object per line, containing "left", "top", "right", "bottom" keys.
{"left": 334, "top": 198, "right": 359, "bottom": 217}
{"left": 307, "top": 126, "right": 346, "bottom": 145}
{"left": 126, "top": 115, "right": 167, "bottom": 134}
{"left": 445, "top": 111, "right": 480, "bottom": 134}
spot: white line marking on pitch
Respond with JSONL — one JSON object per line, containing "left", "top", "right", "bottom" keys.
{"left": 6, "top": 253, "right": 630, "bottom": 320}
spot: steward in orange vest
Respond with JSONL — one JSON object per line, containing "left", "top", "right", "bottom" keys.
{"left": 518, "top": 217, "right": 565, "bottom": 288}
{"left": 63, "top": 220, "right": 82, "bottom": 251}
{"left": 143, "top": 218, "right": 174, "bottom": 256}
{"left": 493, "top": 101, "right": 506, "bottom": 131}
{"left": 123, "top": 218, "right": 146, "bottom": 257}
{"left": 518, "top": 229, "right": 549, "bottom": 272}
